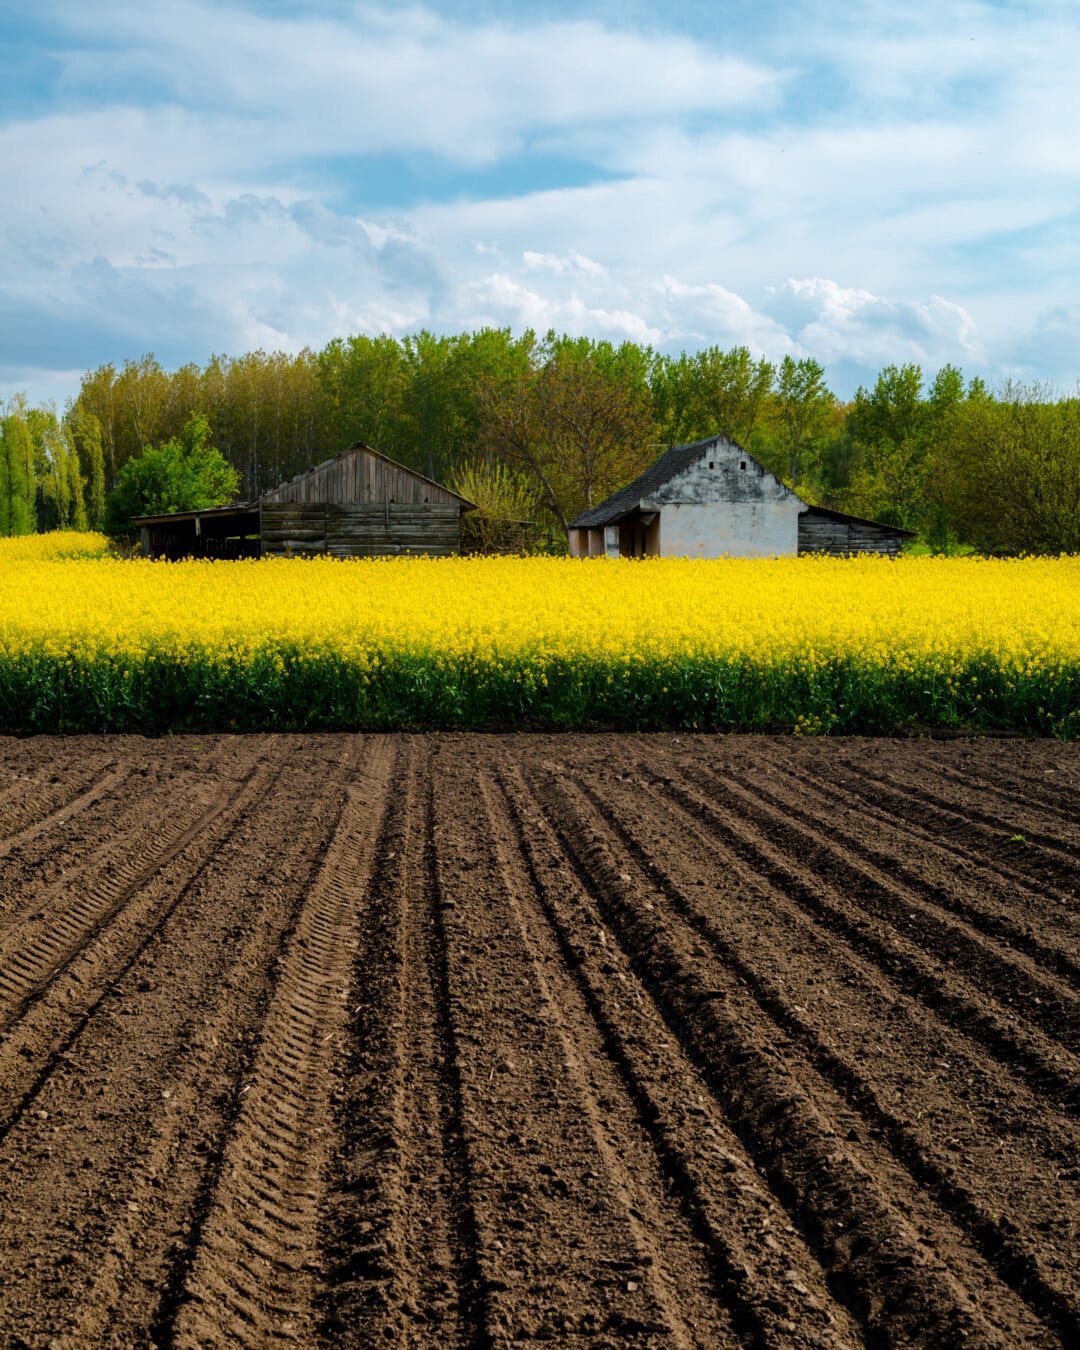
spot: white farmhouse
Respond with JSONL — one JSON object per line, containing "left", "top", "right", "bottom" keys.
{"left": 568, "top": 434, "right": 910, "bottom": 559}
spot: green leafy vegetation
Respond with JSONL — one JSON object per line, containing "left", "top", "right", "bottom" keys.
{"left": 4, "top": 334, "right": 1080, "bottom": 555}
{"left": 103, "top": 415, "right": 241, "bottom": 537}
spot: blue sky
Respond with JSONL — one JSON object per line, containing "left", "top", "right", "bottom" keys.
{"left": 3, "top": 0, "right": 1078, "bottom": 407}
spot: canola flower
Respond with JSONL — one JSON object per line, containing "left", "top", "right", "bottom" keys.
{"left": 1, "top": 533, "right": 1079, "bottom": 735}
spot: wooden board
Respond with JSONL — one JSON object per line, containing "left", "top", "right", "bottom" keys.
{"left": 261, "top": 504, "right": 461, "bottom": 557}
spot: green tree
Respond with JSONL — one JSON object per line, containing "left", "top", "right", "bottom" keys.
{"left": 478, "top": 333, "right": 655, "bottom": 536}
{"left": 934, "top": 382, "right": 1080, "bottom": 554}
{"left": 104, "top": 414, "right": 240, "bottom": 537}
{"left": 844, "top": 364, "right": 928, "bottom": 528}
{"left": 69, "top": 406, "right": 107, "bottom": 530}
{"left": 653, "top": 346, "right": 774, "bottom": 446}
{"left": 537, "top": 334, "right": 656, "bottom": 517}
{"left": 774, "top": 356, "right": 835, "bottom": 488}
{"left": 28, "top": 404, "right": 88, "bottom": 531}
{"left": 0, "top": 396, "right": 37, "bottom": 536}
{"left": 317, "top": 334, "right": 410, "bottom": 461}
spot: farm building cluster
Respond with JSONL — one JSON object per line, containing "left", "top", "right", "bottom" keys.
{"left": 135, "top": 436, "right": 910, "bottom": 561}
{"left": 567, "top": 436, "right": 910, "bottom": 559}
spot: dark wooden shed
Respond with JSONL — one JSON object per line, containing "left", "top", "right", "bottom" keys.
{"left": 797, "top": 505, "right": 914, "bottom": 557}
{"left": 135, "top": 445, "right": 475, "bottom": 560}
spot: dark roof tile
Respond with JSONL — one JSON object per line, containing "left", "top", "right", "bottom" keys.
{"left": 569, "top": 436, "right": 724, "bottom": 529}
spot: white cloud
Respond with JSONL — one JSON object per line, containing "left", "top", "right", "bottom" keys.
{"left": 46, "top": 1, "right": 779, "bottom": 163}
{"left": 766, "top": 279, "right": 984, "bottom": 372}
{"left": 523, "top": 250, "right": 607, "bottom": 278}
{"left": 3, "top": 1, "right": 1080, "bottom": 405}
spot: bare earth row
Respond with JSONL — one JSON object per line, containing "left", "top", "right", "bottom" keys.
{"left": 0, "top": 733, "right": 1077, "bottom": 1347}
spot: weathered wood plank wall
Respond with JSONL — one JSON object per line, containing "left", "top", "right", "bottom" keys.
{"left": 259, "top": 448, "right": 463, "bottom": 509}
{"left": 261, "top": 504, "right": 461, "bottom": 557}
{"left": 798, "top": 515, "right": 904, "bottom": 557}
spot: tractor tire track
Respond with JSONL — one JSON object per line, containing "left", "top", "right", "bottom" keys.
{"left": 0, "top": 732, "right": 1076, "bottom": 1348}
{"left": 0, "top": 737, "right": 360, "bottom": 1345}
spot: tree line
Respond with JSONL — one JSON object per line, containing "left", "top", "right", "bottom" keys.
{"left": 2, "top": 330, "right": 1079, "bottom": 553}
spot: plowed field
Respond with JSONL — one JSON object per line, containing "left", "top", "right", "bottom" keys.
{"left": 0, "top": 734, "right": 1078, "bottom": 1347}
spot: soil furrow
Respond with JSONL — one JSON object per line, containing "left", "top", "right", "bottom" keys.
{"left": 572, "top": 763, "right": 1080, "bottom": 1343}
{"left": 519, "top": 758, "right": 1055, "bottom": 1347}
{"left": 0, "top": 739, "right": 301, "bottom": 1146}
{"left": 0, "top": 740, "right": 357, "bottom": 1344}
{"left": 488, "top": 760, "right": 863, "bottom": 1348}
{"left": 0, "top": 732, "right": 1077, "bottom": 1348}
{"left": 639, "top": 766, "right": 1080, "bottom": 1114}
{"left": 0, "top": 740, "right": 269, "bottom": 996}
{"left": 433, "top": 750, "right": 729, "bottom": 1346}
{"left": 819, "top": 759, "right": 1080, "bottom": 895}
{"left": 689, "top": 761, "right": 1080, "bottom": 1053}
{"left": 758, "top": 743, "right": 1080, "bottom": 918}
{"left": 846, "top": 743, "right": 1080, "bottom": 830}
{"left": 323, "top": 738, "right": 485, "bottom": 1347}
{"left": 730, "top": 748, "right": 1080, "bottom": 981}
{"left": 860, "top": 750, "right": 1080, "bottom": 843}
{"left": 0, "top": 787, "right": 231, "bottom": 1015}
{"left": 0, "top": 756, "right": 124, "bottom": 862}
{"left": 164, "top": 737, "right": 390, "bottom": 1346}
{"left": 0, "top": 737, "right": 255, "bottom": 911}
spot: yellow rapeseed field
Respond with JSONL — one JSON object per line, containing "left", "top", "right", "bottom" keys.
{"left": 1, "top": 532, "right": 1078, "bottom": 734}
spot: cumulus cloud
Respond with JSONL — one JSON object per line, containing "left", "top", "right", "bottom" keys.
{"left": 765, "top": 279, "right": 983, "bottom": 369}
{"left": 3, "top": 1, "right": 1080, "bottom": 404}
{"left": 470, "top": 272, "right": 659, "bottom": 344}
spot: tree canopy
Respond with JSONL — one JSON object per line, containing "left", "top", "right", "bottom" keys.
{"left": 3, "top": 328, "right": 1077, "bottom": 554}
{"left": 104, "top": 414, "right": 240, "bottom": 537}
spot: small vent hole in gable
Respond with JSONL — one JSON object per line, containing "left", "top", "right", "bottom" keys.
{"left": 708, "top": 461, "right": 714, "bottom": 470}
{"left": 740, "top": 460, "right": 747, "bottom": 471}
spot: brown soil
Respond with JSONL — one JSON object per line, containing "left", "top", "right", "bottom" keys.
{"left": 0, "top": 732, "right": 1077, "bottom": 1347}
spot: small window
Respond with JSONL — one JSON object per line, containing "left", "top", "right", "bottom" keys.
{"left": 740, "top": 460, "right": 747, "bottom": 471}
{"left": 708, "top": 461, "right": 714, "bottom": 470}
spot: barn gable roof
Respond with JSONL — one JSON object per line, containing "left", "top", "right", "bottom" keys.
{"left": 258, "top": 443, "right": 475, "bottom": 511}
{"left": 569, "top": 435, "right": 788, "bottom": 529}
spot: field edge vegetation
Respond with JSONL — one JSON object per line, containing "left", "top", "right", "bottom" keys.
{"left": 2, "top": 537, "right": 1078, "bottom": 738}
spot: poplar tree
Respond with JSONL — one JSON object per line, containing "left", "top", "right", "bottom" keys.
{"left": 0, "top": 396, "right": 37, "bottom": 535}
{"left": 70, "top": 406, "right": 107, "bottom": 529}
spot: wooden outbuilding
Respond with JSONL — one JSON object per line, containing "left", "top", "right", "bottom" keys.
{"left": 796, "top": 504, "right": 911, "bottom": 557}
{"left": 135, "top": 444, "right": 475, "bottom": 560}
{"left": 568, "top": 434, "right": 912, "bottom": 559}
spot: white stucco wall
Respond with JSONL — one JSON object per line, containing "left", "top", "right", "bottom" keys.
{"left": 657, "top": 499, "right": 802, "bottom": 558}
{"left": 646, "top": 441, "right": 804, "bottom": 558}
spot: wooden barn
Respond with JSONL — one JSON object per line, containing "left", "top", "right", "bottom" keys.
{"left": 568, "top": 434, "right": 911, "bottom": 559}
{"left": 135, "top": 445, "right": 476, "bottom": 560}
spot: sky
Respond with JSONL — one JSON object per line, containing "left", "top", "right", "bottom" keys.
{"left": 2, "top": 0, "right": 1079, "bottom": 408}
